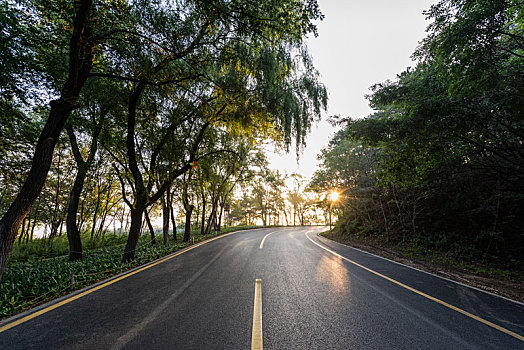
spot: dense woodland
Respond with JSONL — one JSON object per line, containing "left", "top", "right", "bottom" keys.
{"left": 0, "top": 0, "right": 328, "bottom": 279}
{"left": 311, "top": 0, "right": 524, "bottom": 269}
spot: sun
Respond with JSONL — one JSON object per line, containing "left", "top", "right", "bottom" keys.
{"left": 328, "top": 190, "right": 340, "bottom": 202}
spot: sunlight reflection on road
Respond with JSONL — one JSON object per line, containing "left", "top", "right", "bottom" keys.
{"left": 315, "top": 254, "right": 350, "bottom": 294}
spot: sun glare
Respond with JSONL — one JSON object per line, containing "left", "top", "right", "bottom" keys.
{"left": 328, "top": 190, "right": 340, "bottom": 202}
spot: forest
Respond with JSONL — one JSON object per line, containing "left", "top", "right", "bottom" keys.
{"left": 0, "top": 0, "right": 330, "bottom": 315}
{"left": 311, "top": 0, "right": 524, "bottom": 272}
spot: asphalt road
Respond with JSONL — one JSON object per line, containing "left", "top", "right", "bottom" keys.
{"left": 1, "top": 226, "right": 523, "bottom": 349}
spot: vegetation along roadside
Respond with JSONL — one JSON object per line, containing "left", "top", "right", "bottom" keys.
{"left": 322, "top": 230, "right": 524, "bottom": 303}
{"left": 310, "top": 0, "right": 524, "bottom": 304}
{"left": 0, "top": 226, "right": 259, "bottom": 320}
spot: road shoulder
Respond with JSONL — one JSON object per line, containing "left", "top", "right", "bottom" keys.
{"left": 318, "top": 231, "right": 524, "bottom": 304}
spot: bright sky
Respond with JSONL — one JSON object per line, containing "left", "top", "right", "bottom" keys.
{"left": 268, "top": 0, "right": 438, "bottom": 180}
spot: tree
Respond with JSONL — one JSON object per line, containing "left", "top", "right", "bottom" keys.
{"left": 64, "top": 97, "right": 107, "bottom": 259}
{"left": 0, "top": 0, "right": 128, "bottom": 278}
{"left": 311, "top": 0, "right": 524, "bottom": 262}
{"left": 0, "top": 0, "right": 327, "bottom": 275}
{"left": 110, "top": 1, "right": 326, "bottom": 261}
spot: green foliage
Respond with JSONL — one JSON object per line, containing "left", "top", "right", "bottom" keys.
{"left": 310, "top": 0, "right": 524, "bottom": 269}
{"left": 1, "top": 226, "right": 257, "bottom": 318}
{"left": 1, "top": 0, "right": 327, "bottom": 274}
{"left": 9, "top": 233, "right": 128, "bottom": 263}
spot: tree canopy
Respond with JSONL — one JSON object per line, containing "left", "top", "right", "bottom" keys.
{"left": 311, "top": 0, "right": 524, "bottom": 266}
{"left": 0, "top": 0, "right": 327, "bottom": 277}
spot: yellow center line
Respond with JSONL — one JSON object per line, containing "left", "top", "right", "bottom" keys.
{"left": 251, "top": 279, "right": 263, "bottom": 350}
{"left": 0, "top": 230, "right": 241, "bottom": 334}
{"left": 305, "top": 232, "right": 524, "bottom": 342}
{"left": 259, "top": 231, "right": 276, "bottom": 249}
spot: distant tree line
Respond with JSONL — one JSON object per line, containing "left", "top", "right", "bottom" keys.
{"left": 230, "top": 170, "right": 325, "bottom": 227}
{"left": 310, "top": 0, "right": 524, "bottom": 267}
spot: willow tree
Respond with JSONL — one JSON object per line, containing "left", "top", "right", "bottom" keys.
{"left": 0, "top": 0, "right": 327, "bottom": 273}
{"left": 101, "top": 0, "right": 327, "bottom": 261}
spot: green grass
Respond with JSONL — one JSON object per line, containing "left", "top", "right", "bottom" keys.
{"left": 321, "top": 230, "right": 524, "bottom": 281}
{"left": 1, "top": 225, "right": 260, "bottom": 319}
{"left": 9, "top": 233, "right": 130, "bottom": 263}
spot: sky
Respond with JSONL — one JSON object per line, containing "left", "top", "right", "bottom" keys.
{"left": 268, "top": 0, "right": 438, "bottom": 180}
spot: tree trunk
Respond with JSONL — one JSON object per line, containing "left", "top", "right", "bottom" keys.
{"left": 122, "top": 207, "right": 144, "bottom": 262}
{"left": 206, "top": 214, "right": 212, "bottom": 235}
{"left": 122, "top": 83, "right": 148, "bottom": 261}
{"left": 162, "top": 193, "right": 169, "bottom": 245}
{"left": 96, "top": 187, "right": 113, "bottom": 238}
{"left": 194, "top": 206, "right": 199, "bottom": 228}
{"left": 65, "top": 116, "right": 102, "bottom": 260}
{"left": 183, "top": 205, "right": 194, "bottom": 242}
{"left": 90, "top": 185, "right": 100, "bottom": 239}
{"left": 119, "top": 206, "right": 125, "bottom": 234}
{"left": 23, "top": 218, "right": 29, "bottom": 242}
{"left": 58, "top": 219, "right": 64, "bottom": 237}
{"left": 30, "top": 215, "right": 36, "bottom": 242}
{"left": 200, "top": 195, "right": 206, "bottom": 235}
{"left": 78, "top": 198, "right": 86, "bottom": 232}
{"left": 66, "top": 164, "right": 88, "bottom": 260}
{"left": 125, "top": 213, "right": 130, "bottom": 232}
{"left": 18, "top": 217, "right": 27, "bottom": 244}
{"left": 25, "top": 214, "right": 32, "bottom": 244}
{"left": 96, "top": 210, "right": 107, "bottom": 238}
{"left": 49, "top": 220, "right": 60, "bottom": 242}
{"left": 217, "top": 200, "right": 224, "bottom": 231}
{"left": 49, "top": 150, "right": 63, "bottom": 243}
{"left": 205, "top": 200, "right": 218, "bottom": 235}
{"left": 144, "top": 209, "right": 156, "bottom": 244}
{"left": 0, "top": 0, "right": 94, "bottom": 279}
{"left": 170, "top": 197, "right": 177, "bottom": 241}
{"left": 199, "top": 183, "right": 208, "bottom": 235}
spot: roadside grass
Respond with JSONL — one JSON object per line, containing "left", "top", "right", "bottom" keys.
{"left": 390, "top": 244, "right": 522, "bottom": 280}
{"left": 1, "top": 225, "right": 260, "bottom": 320}
{"left": 321, "top": 231, "right": 524, "bottom": 281}
{"left": 9, "top": 233, "right": 129, "bottom": 263}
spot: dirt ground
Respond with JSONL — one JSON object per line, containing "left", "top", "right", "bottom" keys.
{"left": 323, "top": 232, "right": 524, "bottom": 304}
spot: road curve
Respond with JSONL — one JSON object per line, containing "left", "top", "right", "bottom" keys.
{"left": 0, "top": 226, "right": 523, "bottom": 349}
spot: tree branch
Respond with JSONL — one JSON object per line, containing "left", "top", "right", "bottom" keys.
{"left": 65, "top": 122, "right": 85, "bottom": 166}
{"left": 500, "top": 46, "right": 524, "bottom": 59}
{"left": 113, "top": 163, "right": 132, "bottom": 207}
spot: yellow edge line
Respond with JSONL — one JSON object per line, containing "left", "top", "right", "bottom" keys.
{"left": 259, "top": 231, "right": 275, "bottom": 249}
{"left": 305, "top": 232, "right": 524, "bottom": 342}
{"left": 251, "top": 279, "right": 263, "bottom": 350}
{"left": 0, "top": 231, "right": 240, "bottom": 334}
